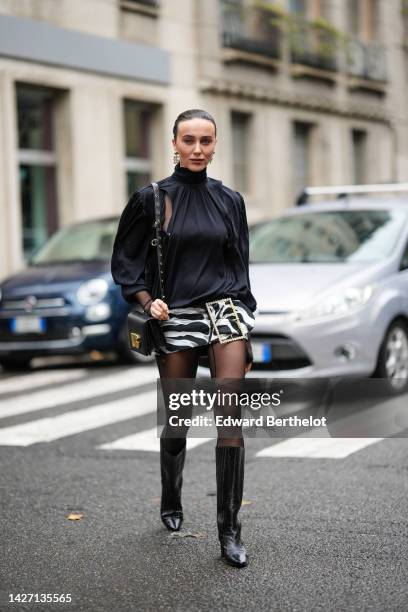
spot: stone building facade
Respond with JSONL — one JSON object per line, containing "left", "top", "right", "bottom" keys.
{"left": 0, "top": 0, "right": 406, "bottom": 279}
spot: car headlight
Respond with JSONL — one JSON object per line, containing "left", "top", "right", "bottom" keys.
{"left": 85, "top": 303, "right": 111, "bottom": 321}
{"left": 294, "top": 285, "right": 375, "bottom": 322}
{"left": 77, "top": 279, "right": 108, "bottom": 305}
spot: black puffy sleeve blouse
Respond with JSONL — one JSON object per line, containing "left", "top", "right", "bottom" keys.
{"left": 111, "top": 163, "right": 257, "bottom": 313}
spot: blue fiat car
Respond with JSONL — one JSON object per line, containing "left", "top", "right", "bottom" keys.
{"left": 0, "top": 217, "right": 152, "bottom": 371}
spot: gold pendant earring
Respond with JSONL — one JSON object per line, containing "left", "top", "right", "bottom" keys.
{"left": 209, "top": 151, "right": 215, "bottom": 164}
{"left": 173, "top": 151, "right": 180, "bottom": 165}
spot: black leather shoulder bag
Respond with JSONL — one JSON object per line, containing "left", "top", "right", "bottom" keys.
{"left": 127, "top": 182, "right": 166, "bottom": 356}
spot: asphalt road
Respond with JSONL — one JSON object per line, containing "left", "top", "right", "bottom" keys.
{"left": 0, "top": 360, "right": 408, "bottom": 612}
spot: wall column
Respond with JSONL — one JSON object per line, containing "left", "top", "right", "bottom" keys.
{"left": 0, "top": 71, "right": 22, "bottom": 278}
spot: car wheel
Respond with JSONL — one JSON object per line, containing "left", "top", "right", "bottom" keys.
{"left": 374, "top": 320, "right": 408, "bottom": 394}
{"left": 116, "top": 321, "right": 156, "bottom": 365}
{"left": 0, "top": 357, "right": 32, "bottom": 372}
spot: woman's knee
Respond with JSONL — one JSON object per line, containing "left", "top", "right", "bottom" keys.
{"left": 208, "top": 340, "right": 246, "bottom": 379}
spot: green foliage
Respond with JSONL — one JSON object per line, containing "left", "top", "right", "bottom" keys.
{"left": 252, "top": 1, "right": 350, "bottom": 60}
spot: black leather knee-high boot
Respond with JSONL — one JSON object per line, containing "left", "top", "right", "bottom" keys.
{"left": 160, "top": 438, "right": 186, "bottom": 531}
{"left": 215, "top": 446, "right": 248, "bottom": 567}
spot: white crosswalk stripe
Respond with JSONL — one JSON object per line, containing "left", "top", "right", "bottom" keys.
{"left": 0, "top": 390, "right": 157, "bottom": 446}
{"left": 0, "top": 366, "right": 158, "bottom": 419}
{"left": 0, "top": 368, "right": 87, "bottom": 396}
{"left": 99, "top": 427, "right": 211, "bottom": 452}
{"left": 99, "top": 427, "right": 161, "bottom": 452}
{"left": 256, "top": 437, "right": 383, "bottom": 459}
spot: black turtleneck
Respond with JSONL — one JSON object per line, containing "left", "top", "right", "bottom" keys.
{"left": 111, "top": 164, "right": 257, "bottom": 313}
{"left": 172, "top": 162, "right": 208, "bottom": 185}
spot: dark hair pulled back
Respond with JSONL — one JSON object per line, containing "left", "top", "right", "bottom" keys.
{"left": 172, "top": 109, "right": 217, "bottom": 139}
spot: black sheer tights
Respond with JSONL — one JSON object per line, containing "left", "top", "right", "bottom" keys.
{"left": 156, "top": 340, "right": 247, "bottom": 452}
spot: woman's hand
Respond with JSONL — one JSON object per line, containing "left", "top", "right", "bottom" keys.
{"left": 149, "top": 299, "right": 170, "bottom": 320}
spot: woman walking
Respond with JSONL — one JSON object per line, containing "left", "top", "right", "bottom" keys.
{"left": 111, "top": 109, "right": 257, "bottom": 568}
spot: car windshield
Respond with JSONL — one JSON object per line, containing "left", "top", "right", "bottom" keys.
{"left": 30, "top": 219, "right": 119, "bottom": 265}
{"left": 249, "top": 210, "right": 408, "bottom": 264}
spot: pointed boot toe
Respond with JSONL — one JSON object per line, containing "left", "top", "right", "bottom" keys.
{"left": 161, "top": 510, "right": 183, "bottom": 532}
{"left": 220, "top": 531, "right": 248, "bottom": 567}
{"left": 220, "top": 545, "right": 248, "bottom": 567}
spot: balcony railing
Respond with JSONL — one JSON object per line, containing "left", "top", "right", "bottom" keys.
{"left": 346, "top": 39, "right": 387, "bottom": 82}
{"left": 220, "top": 0, "right": 282, "bottom": 60}
{"left": 219, "top": 1, "right": 387, "bottom": 83}
{"left": 289, "top": 20, "right": 338, "bottom": 72}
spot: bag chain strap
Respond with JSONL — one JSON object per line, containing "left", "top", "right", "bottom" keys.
{"left": 150, "top": 182, "right": 165, "bottom": 302}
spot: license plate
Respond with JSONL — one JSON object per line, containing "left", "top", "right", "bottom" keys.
{"left": 252, "top": 342, "right": 272, "bottom": 363}
{"left": 10, "top": 316, "right": 47, "bottom": 334}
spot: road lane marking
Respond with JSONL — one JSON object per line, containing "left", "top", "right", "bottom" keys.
{"left": 0, "top": 367, "right": 158, "bottom": 419}
{"left": 0, "top": 368, "right": 88, "bottom": 396}
{"left": 0, "top": 390, "right": 157, "bottom": 446}
{"left": 99, "top": 427, "right": 212, "bottom": 452}
{"left": 256, "top": 437, "right": 383, "bottom": 458}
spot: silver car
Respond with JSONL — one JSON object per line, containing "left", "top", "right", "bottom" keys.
{"left": 246, "top": 184, "right": 408, "bottom": 392}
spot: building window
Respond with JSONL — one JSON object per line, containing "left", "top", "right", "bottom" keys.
{"left": 347, "top": 0, "right": 380, "bottom": 41}
{"left": 403, "top": 0, "right": 408, "bottom": 46}
{"left": 16, "top": 84, "right": 59, "bottom": 260}
{"left": 347, "top": 0, "right": 360, "bottom": 37}
{"left": 289, "top": 0, "right": 307, "bottom": 15}
{"left": 289, "top": 0, "right": 331, "bottom": 20}
{"left": 293, "top": 121, "right": 313, "bottom": 200}
{"left": 231, "top": 111, "right": 251, "bottom": 193}
{"left": 367, "top": 0, "right": 380, "bottom": 41}
{"left": 123, "top": 100, "right": 154, "bottom": 196}
{"left": 351, "top": 129, "right": 367, "bottom": 184}
{"left": 316, "top": 0, "right": 331, "bottom": 21}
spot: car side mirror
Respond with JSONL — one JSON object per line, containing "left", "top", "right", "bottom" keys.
{"left": 399, "top": 254, "right": 408, "bottom": 271}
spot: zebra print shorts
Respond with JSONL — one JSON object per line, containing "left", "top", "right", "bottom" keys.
{"left": 154, "top": 297, "right": 255, "bottom": 355}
